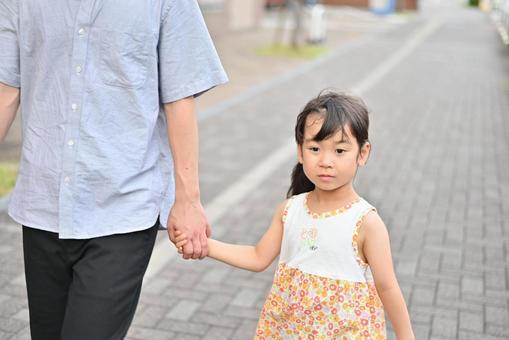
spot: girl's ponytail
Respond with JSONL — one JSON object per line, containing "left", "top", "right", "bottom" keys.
{"left": 287, "top": 163, "right": 314, "bottom": 198}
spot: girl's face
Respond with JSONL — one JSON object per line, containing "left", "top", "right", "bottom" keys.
{"left": 297, "top": 113, "right": 370, "bottom": 194}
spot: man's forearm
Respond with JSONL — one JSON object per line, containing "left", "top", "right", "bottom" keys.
{"left": 0, "top": 83, "right": 20, "bottom": 143}
{"left": 164, "top": 97, "right": 200, "bottom": 201}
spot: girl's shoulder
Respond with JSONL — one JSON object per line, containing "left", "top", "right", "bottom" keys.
{"left": 357, "top": 196, "right": 376, "bottom": 211}
{"left": 278, "top": 192, "right": 307, "bottom": 224}
{"left": 357, "top": 204, "right": 387, "bottom": 238}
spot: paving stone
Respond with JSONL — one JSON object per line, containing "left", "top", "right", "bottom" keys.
{"left": 191, "top": 311, "right": 242, "bottom": 328}
{"left": 143, "top": 277, "right": 170, "bottom": 295}
{"left": 0, "top": 299, "right": 26, "bottom": 318}
{"left": 166, "top": 300, "right": 201, "bottom": 321}
{"left": 199, "top": 294, "right": 234, "bottom": 313}
{"left": 131, "top": 306, "right": 167, "bottom": 328}
{"left": 485, "top": 324, "right": 509, "bottom": 338}
{"left": 0, "top": 317, "right": 25, "bottom": 334}
{"left": 193, "top": 282, "right": 240, "bottom": 295}
{"left": 223, "top": 305, "right": 262, "bottom": 320}
{"left": 412, "top": 323, "right": 431, "bottom": 340}
{"left": 436, "top": 281, "right": 459, "bottom": 301}
{"left": 461, "top": 275, "right": 484, "bottom": 296}
{"left": 459, "top": 311, "right": 483, "bottom": 333}
{"left": 0, "top": 332, "right": 14, "bottom": 340}
{"left": 199, "top": 267, "right": 230, "bottom": 284}
{"left": 230, "top": 288, "right": 262, "bottom": 308}
{"left": 10, "top": 309, "right": 28, "bottom": 323}
{"left": 411, "top": 286, "right": 436, "bottom": 306}
{"left": 396, "top": 259, "right": 418, "bottom": 276}
{"left": 126, "top": 326, "right": 175, "bottom": 340}
{"left": 484, "top": 271, "right": 507, "bottom": 290}
{"left": 231, "top": 320, "right": 258, "bottom": 339}
{"left": 13, "top": 326, "right": 30, "bottom": 340}
{"left": 485, "top": 306, "right": 509, "bottom": 327}
{"left": 157, "top": 319, "right": 209, "bottom": 336}
{"left": 202, "top": 326, "right": 235, "bottom": 340}
{"left": 163, "top": 288, "right": 208, "bottom": 302}
{"left": 431, "top": 316, "right": 457, "bottom": 339}
{"left": 170, "top": 334, "right": 201, "bottom": 340}
{"left": 458, "top": 331, "right": 507, "bottom": 340}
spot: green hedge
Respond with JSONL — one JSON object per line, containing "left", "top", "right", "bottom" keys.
{"left": 0, "top": 163, "right": 18, "bottom": 197}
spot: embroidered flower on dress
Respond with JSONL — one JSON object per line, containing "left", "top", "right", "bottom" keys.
{"left": 300, "top": 227, "right": 318, "bottom": 251}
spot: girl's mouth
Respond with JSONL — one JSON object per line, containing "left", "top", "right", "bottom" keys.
{"left": 318, "top": 175, "right": 335, "bottom": 180}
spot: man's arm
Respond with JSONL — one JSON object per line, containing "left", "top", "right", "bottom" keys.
{"left": 164, "top": 97, "right": 209, "bottom": 260}
{"left": 0, "top": 83, "right": 19, "bottom": 143}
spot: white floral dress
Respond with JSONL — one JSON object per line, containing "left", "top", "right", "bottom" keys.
{"left": 255, "top": 193, "right": 386, "bottom": 339}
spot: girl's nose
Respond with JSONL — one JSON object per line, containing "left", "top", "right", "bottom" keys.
{"left": 318, "top": 154, "right": 334, "bottom": 168}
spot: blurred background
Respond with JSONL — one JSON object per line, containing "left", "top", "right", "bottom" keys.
{"left": 1, "top": 0, "right": 509, "bottom": 339}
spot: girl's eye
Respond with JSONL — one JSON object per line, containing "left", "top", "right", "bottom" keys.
{"left": 336, "top": 149, "right": 345, "bottom": 154}
{"left": 309, "top": 147, "right": 319, "bottom": 152}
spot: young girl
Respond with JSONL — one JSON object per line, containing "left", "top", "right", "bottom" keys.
{"left": 175, "top": 91, "right": 414, "bottom": 339}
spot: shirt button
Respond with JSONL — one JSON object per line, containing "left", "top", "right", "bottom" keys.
{"left": 71, "top": 103, "right": 78, "bottom": 111}
{"left": 76, "top": 65, "right": 82, "bottom": 74}
{"left": 64, "top": 176, "right": 70, "bottom": 184}
{"left": 68, "top": 140, "right": 75, "bottom": 147}
{"left": 78, "top": 28, "right": 85, "bottom": 35}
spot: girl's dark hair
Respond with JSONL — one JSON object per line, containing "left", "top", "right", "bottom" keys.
{"left": 287, "top": 91, "right": 370, "bottom": 198}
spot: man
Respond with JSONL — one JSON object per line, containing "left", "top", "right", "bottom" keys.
{"left": 0, "top": 0, "right": 227, "bottom": 339}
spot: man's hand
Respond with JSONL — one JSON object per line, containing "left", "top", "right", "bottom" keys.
{"left": 167, "top": 198, "right": 210, "bottom": 259}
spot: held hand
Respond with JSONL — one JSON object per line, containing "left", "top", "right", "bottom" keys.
{"left": 167, "top": 199, "right": 210, "bottom": 260}
{"left": 174, "top": 230, "right": 188, "bottom": 254}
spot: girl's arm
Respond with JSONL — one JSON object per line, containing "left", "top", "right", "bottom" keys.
{"left": 175, "top": 200, "right": 287, "bottom": 272}
{"left": 361, "top": 211, "right": 415, "bottom": 340}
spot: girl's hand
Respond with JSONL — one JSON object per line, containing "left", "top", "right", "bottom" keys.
{"left": 174, "top": 230, "right": 188, "bottom": 254}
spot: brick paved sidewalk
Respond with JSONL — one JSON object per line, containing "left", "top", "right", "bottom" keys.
{"left": 1, "top": 1, "right": 509, "bottom": 340}
{"left": 125, "top": 3, "right": 509, "bottom": 339}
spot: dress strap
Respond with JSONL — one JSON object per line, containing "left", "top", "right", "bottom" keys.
{"left": 281, "top": 195, "right": 296, "bottom": 224}
{"left": 352, "top": 204, "right": 377, "bottom": 270}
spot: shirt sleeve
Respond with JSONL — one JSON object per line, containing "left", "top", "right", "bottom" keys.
{"left": 0, "top": 0, "right": 20, "bottom": 88}
{"left": 158, "top": 0, "right": 228, "bottom": 103}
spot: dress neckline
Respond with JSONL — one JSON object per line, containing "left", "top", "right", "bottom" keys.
{"left": 303, "top": 192, "right": 361, "bottom": 219}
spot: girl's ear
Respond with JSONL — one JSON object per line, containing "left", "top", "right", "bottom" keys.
{"left": 358, "top": 142, "right": 371, "bottom": 166}
{"left": 297, "top": 144, "right": 303, "bottom": 164}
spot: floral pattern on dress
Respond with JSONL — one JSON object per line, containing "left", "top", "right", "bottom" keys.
{"left": 300, "top": 227, "right": 319, "bottom": 251}
{"left": 255, "top": 263, "right": 386, "bottom": 340}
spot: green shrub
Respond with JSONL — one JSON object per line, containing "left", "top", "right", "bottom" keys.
{"left": 0, "top": 163, "right": 18, "bottom": 197}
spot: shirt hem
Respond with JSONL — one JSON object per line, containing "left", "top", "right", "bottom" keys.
{"left": 8, "top": 208, "right": 161, "bottom": 240}
{"left": 160, "top": 71, "right": 228, "bottom": 104}
{"left": 0, "top": 72, "right": 21, "bottom": 88}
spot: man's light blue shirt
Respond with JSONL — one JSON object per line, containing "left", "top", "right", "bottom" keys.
{"left": 0, "top": 0, "right": 228, "bottom": 238}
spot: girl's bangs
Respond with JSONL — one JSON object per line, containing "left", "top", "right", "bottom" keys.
{"left": 312, "top": 107, "right": 346, "bottom": 142}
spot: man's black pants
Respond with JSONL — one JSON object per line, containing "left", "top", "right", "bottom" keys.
{"left": 22, "top": 222, "right": 158, "bottom": 340}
